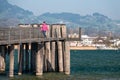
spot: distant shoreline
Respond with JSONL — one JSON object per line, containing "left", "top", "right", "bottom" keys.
{"left": 70, "top": 46, "right": 97, "bottom": 50}
{"left": 70, "top": 46, "right": 118, "bottom": 50}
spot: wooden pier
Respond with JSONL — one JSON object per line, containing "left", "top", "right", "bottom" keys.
{"left": 0, "top": 24, "right": 70, "bottom": 77}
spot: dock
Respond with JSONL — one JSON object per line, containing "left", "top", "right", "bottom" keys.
{"left": 0, "top": 24, "right": 70, "bottom": 77}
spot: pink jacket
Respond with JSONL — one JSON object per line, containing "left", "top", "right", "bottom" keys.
{"left": 41, "top": 23, "right": 48, "bottom": 31}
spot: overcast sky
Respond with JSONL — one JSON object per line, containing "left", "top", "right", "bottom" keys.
{"left": 8, "top": 0, "right": 120, "bottom": 20}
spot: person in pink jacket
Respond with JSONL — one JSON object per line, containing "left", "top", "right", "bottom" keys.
{"left": 41, "top": 21, "right": 48, "bottom": 38}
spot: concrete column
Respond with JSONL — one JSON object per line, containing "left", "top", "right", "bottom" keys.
{"left": 64, "top": 41, "right": 70, "bottom": 75}
{"left": 18, "top": 44, "right": 23, "bottom": 75}
{"left": 45, "top": 42, "right": 52, "bottom": 72}
{"left": 57, "top": 26, "right": 63, "bottom": 72}
{"left": 9, "top": 45, "right": 14, "bottom": 77}
{"left": 31, "top": 43, "right": 35, "bottom": 72}
{"left": 1, "top": 46, "right": 6, "bottom": 59}
{"left": 40, "top": 43, "right": 44, "bottom": 74}
{"left": 51, "top": 42, "right": 55, "bottom": 71}
{"left": 36, "top": 43, "right": 43, "bottom": 76}
{"left": 51, "top": 25, "right": 56, "bottom": 71}
{"left": 43, "top": 42, "right": 47, "bottom": 72}
{"left": 61, "top": 25, "right": 66, "bottom": 72}
{"left": 25, "top": 43, "right": 29, "bottom": 72}
{"left": 36, "top": 43, "right": 41, "bottom": 76}
{"left": 0, "top": 46, "right": 5, "bottom": 72}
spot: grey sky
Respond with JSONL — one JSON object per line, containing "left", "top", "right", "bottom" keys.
{"left": 8, "top": 0, "right": 120, "bottom": 20}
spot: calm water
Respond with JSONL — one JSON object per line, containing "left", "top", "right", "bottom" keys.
{"left": 0, "top": 50, "right": 120, "bottom": 80}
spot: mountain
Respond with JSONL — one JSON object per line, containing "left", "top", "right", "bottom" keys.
{"left": 38, "top": 12, "right": 120, "bottom": 37}
{"left": 0, "top": 0, "right": 38, "bottom": 27}
{"left": 0, "top": 0, "right": 120, "bottom": 37}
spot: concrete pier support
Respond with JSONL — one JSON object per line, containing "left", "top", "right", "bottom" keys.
{"left": 31, "top": 43, "right": 36, "bottom": 73}
{"left": 0, "top": 46, "right": 6, "bottom": 72}
{"left": 64, "top": 41, "right": 70, "bottom": 75}
{"left": 36, "top": 43, "right": 43, "bottom": 76}
{"left": 0, "top": 24, "right": 70, "bottom": 77}
{"left": 36, "top": 43, "right": 41, "bottom": 76}
{"left": 9, "top": 45, "right": 14, "bottom": 77}
{"left": 18, "top": 44, "right": 24, "bottom": 75}
{"left": 51, "top": 25, "right": 56, "bottom": 71}
{"left": 57, "top": 26, "right": 63, "bottom": 72}
{"left": 25, "top": 43, "right": 29, "bottom": 72}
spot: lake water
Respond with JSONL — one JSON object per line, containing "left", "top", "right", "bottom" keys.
{"left": 0, "top": 50, "right": 120, "bottom": 80}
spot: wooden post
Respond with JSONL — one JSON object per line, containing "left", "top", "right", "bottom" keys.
{"left": 57, "top": 25, "right": 63, "bottom": 72}
{"left": 9, "top": 45, "right": 14, "bottom": 77}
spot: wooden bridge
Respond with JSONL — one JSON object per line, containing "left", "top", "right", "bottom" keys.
{"left": 0, "top": 24, "right": 80, "bottom": 77}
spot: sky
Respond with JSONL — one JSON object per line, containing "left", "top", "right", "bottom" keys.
{"left": 8, "top": 0, "right": 120, "bottom": 20}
